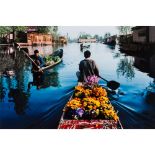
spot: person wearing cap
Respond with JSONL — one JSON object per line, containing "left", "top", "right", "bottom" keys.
{"left": 77, "top": 50, "right": 99, "bottom": 82}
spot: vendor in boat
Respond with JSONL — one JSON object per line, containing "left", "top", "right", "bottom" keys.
{"left": 31, "top": 50, "right": 44, "bottom": 72}
{"left": 28, "top": 50, "right": 45, "bottom": 89}
{"left": 77, "top": 50, "right": 99, "bottom": 82}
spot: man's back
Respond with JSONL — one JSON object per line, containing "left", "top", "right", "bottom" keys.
{"left": 79, "top": 58, "right": 99, "bottom": 82}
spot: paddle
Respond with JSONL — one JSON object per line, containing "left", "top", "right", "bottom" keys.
{"left": 21, "top": 50, "right": 43, "bottom": 73}
{"left": 98, "top": 75, "right": 120, "bottom": 90}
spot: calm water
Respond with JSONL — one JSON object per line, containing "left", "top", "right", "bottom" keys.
{"left": 0, "top": 43, "right": 155, "bottom": 129}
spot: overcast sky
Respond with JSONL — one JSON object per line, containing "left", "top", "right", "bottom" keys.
{"left": 58, "top": 26, "right": 119, "bottom": 38}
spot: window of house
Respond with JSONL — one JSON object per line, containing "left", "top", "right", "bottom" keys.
{"left": 138, "top": 30, "right": 146, "bottom": 37}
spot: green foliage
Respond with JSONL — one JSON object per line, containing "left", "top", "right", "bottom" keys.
{"left": 0, "top": 26, "right": 28, "bottom": 43}
{"left": 116, "top": 57, "right": 135, "bottom": 80}
{"left": 36, "top": 26, "right": 52, "bottom": 34}
{"left": 36, "top": 26, "right": 59, "bottom": 41}
{"left": 0, "top": 26, "right": 27, "bottom": 35}
{"left": 79, "top": 33, "right": 92, "bottom": 39}
{"left": 36, "top": 26, "right": 58, "bottom": 34}
{"left": 0, "top": 26, "right": 59, "bottom": 43}
{"left": 50, "top": 26, "right": 59, "bottom": 40}
{"left": 52, "top": 56, "right": 60, "bottom": 62}
{"left": 11, "top": 26, "right": 27, "bottom": 32}
{"left": 104, "top": 32, "right": 111, "bottom": 39}
{"left": 0, "top": 26, "right": 58, "bottom": 35}
{"left": 93, "top": 34, "right": 104, "bottom": 42}
{"left": 0, "top": 27, "right": 9, "bottom": 35}
{"left": 118, "top": 26, "right": 132, "bottom": 35}
{"left": 44, "top": 55, "right": 60, "bottom": 63}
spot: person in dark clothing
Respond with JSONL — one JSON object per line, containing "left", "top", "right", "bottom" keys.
{"left": 31, "top": 50, "right": 44, "bottom": 72}
{"left": 80, "top": 43, "right": 83, "bottom": 51}
{"left": 28, "top": 50, "right": 45, "bottom": 90}
{"left": 77, "top": 50, "right": 99, "bottom": 82}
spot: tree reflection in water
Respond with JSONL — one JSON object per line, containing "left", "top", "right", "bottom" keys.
{"left": 144, "top": 53, "right": 155, "bottom": 104}
{"left": 0, "top": 47, "right": 31, "bottom": 114}
{"left": 107, "top": 45, "right": 115, "bottom": 50}
{"left": 113, "top": 52, "right": 121, "bottom": 59}
{"left": 8, "top": 88, "right": 30, "bottom": 115}
{"left": 0, "top": 46, "right": 61, "bottom": 115}
{"left": 116, "top": 56, "right": 135, "bottom": 80}
{"left": 0, "top": 77, "right": 6, "bottom": 102}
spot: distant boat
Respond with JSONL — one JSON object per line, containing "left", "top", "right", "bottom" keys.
{"left": 83, "top": 45, "right": 90, "bottom": 48}
{"left": 80, "top": 44, "right": 90, "bottom": 51}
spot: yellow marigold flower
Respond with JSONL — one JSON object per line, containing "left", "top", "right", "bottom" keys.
{"left": 96, "top": 109, "right": 100, "bottom": 115}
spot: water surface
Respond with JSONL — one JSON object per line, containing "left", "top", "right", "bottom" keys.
{"left": 0, "top": 43, "right": 155, "bottom": 129}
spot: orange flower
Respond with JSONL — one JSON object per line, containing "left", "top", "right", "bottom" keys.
{"left": 66, "top": 84, "right": 119, "bottom": 121}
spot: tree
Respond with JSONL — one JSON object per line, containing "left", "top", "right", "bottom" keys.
{"left": 0, "top": 26, "right": 27, "bottom": 43}
{"left": 103, "top": 32, "right": 111, "bottom": 43}
{"left": 36, "top": 26, "right": 59, "bottom": 34}
{"left": 104, "top": 32, "right": 111, "bottom": 39}
{"left": 118, "top": 26, "right": 132, "bottom": 35}
{"left": 0, "top": 27, "right": 9, "bottom": 36}
{"left": 11, "top": 26, "right": 27, "bottom": 42}
{"left": 36, "top": 26, "right": 52, "bottom": 34}
{"left": 93, "top": 35, "right": 104, "bottom": 42}
{"left": 52, "top": 26, "right": 58, "bottom": 33}
{"left": 0, "top": 26, "right": 60, "bottom": 43}
{"left": 79, "top": 32, "right": 92, "bottom": 39}
{"left": 93, "top": 34, "right": 99, "bottom": 41}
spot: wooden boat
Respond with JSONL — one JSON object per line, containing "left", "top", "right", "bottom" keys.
{"left": 42, "top": 58, "right": 62, "bottom": 71}
{"left": 82, "top": 45, "right": 90, "bottom": 48}
{"left": 58, "top": 84, "right": 123, "bottom": 129}
{"left": 42, "top": 49, "right": 63, "bottom": 71}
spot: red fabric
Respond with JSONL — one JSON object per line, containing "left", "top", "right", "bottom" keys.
{"left": 58, "top": 120, "right": 118, "bottom": 129}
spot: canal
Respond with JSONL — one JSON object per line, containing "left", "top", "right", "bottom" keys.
{"left": 0, "top": 43, "right": 155, "bottom": 129}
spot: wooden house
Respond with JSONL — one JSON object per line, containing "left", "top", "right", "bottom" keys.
{"left": 132, "top": 26, "right": 155, "bottom": 44}
{"left": 27, "top": 33, "right": 52, "bottom": 45}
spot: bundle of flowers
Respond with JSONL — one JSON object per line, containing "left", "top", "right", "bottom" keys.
{"left": 86, "top": 75, "right": 99, "bottom": 86}
{"left": 74, "top": 85, "right": 107, "bottom": 98}
{"left": 64, "top": 85, "right": 119, "bottom": 121}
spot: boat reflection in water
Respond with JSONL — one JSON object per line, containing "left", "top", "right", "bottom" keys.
{"left": 28, "top": 69, "right": 60, "bottom": 90}
{"left": 28, "top": 72, "right": 44, "bottom": 90}
{"left": 43, "top": 70, "right": 60, "bottom": 88}
{"left": 18, "top": 46, "right": 61, "bottom": 90}
{"left": 107, "top": 44, "right": 116, "bottom": 50}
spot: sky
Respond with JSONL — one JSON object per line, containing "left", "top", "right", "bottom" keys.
{"left": 58, "top": 26, "right": 119, "bottom": 39}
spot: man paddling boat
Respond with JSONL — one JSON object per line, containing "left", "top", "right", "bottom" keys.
{"left": 31, "top": 50, "right": 44, "bottom": 72}
{"left": 28, "top": 50, "right": 45, "bottom": 90}
{"left": 77, "top": 50, "right": 99, "bottom": 83}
